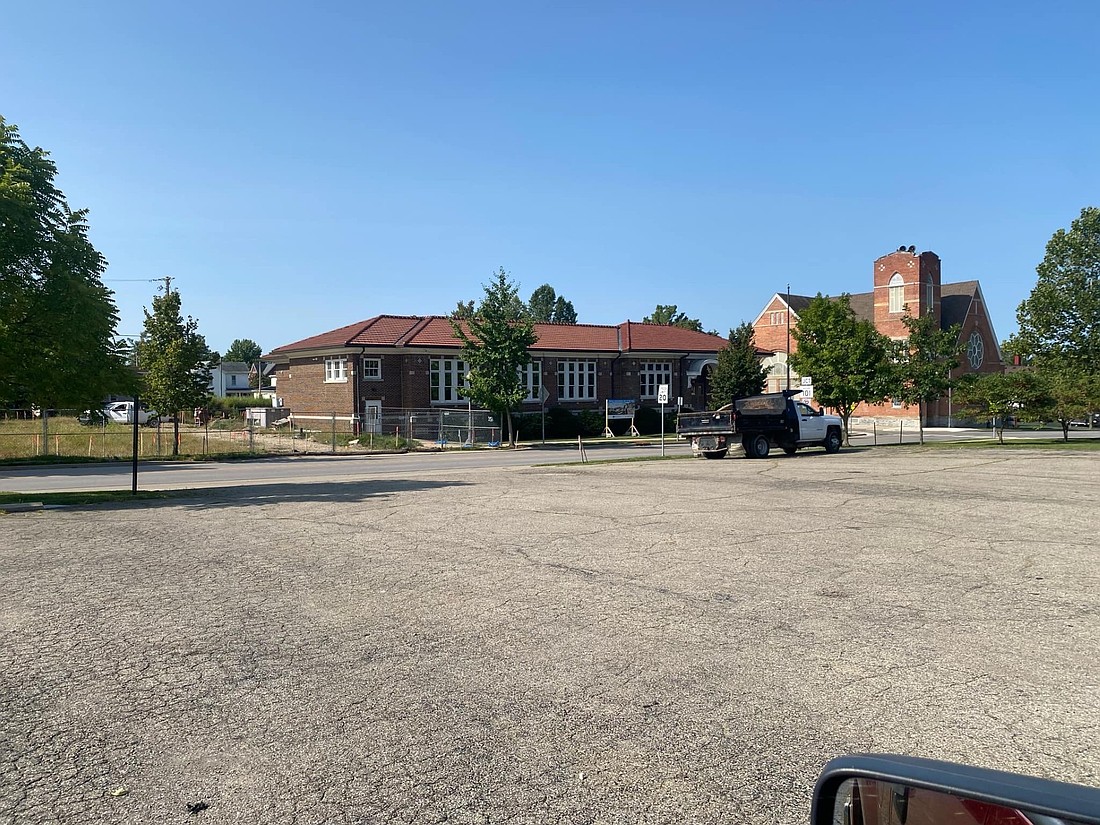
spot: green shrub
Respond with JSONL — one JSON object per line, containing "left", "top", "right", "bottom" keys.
{"left": 512, "top": 407, "right": 627, "bottom": 439}
{"left": 512, "top": 412, "right": 543, "bottom": 441}
{"left": 633, "top": 406, "right": 661, "bottom": 435}
{"left": 627, "top": 405, "right": 678, "bottom": 436}
{"left": 576, "top": 409, "right": 604, "bottom": 437}
{"left": 546, "top": 407, "right": 580, "bottom": 438}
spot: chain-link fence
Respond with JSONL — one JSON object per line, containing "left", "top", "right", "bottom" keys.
{"left": 407, "top": 407, "right": 501, "bottom": 447}
{"left": 0, "top": 407, "right": 503, "bottom": 460}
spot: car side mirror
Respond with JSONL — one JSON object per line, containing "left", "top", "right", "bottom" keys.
{"left": 812, "top": 754, "right": 1100, "bottom": 825}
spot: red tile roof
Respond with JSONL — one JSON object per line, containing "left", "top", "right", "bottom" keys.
{"left": 396, "top": 317, "right": 458, "bottom": 347}
{"left": 266, "top": 315, "right": 729, "bottom": 357}
{"left": 620, "top": 321, "right": 728, "bottom": 352}
{"left": 267, "top": 318, "right": 379, "bottom": 354}
{"left": 348, "top": 316, "right": 428, "bottom": 346}
{"left": 531, "top": 323, "right": 621, "bottom": 351}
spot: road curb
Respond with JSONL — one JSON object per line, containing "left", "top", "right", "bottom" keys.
{"left": 0, "top": 502, "right": 44, "bottom": 513}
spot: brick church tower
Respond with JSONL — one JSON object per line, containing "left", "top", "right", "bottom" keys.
{"left": 873, "top": 247, "right": 942, "bottom": 337}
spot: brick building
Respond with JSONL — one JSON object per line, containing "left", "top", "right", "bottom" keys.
{"left": 264, "top": 316, "right": 731, "bottom": 427}
{"left": 751, "top": 247, "right": 1004, "bottom": 425}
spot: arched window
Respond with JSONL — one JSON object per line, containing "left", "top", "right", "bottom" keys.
{"left": 925, "top": 277, "right": 934, "bottom": 314}
{"left": 888, "top": 273, "right": 904, "bottom": 313}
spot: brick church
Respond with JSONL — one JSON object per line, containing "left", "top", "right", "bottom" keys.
{"left": 751, "top": 246, "right": 1004, "bottom": 425}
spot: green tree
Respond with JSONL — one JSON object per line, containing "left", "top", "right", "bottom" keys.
{"left": 451, "top": 268, "right": 538, "bottom": 446}
{"left": 528, "top": 284, "right": 579, "bottom": 324}
{"left": 1014, "top": 206, "right": 1100, "bottom": 373}
{"left": 552, "top": 296, "right": 577, "bottom": 324}
{"left": 225, "top": 338, "right": 262, "bottom": 365}
{"left": 790, "top": 294, "right": 894, "bottom": 444}
{"left": 642, "top": 304, "right": 704, "bottom": 332}
{"left": 954, "top": 371, "right": 1051, "bottom": 445}
{"left": 136, "top": 289, "right": 212, "bottom": 455}
{"left": 1032, "top": 366, "right": 1100, "bottom": 441}
{"left": 892, "top": 311, "right": 962, "bottom": 444}
{"left": 527, "top": 284, "right": 558, "bottom": 322}
{"left": 709, "top": 323, "right": 767, "bottom": 407}
{"left": 1011, "top": 207, "right": 1100, "bottom": 438}
{"left": 450, "top": 300, "right": 475, "bottom": 320}
{"left": 0, "top": 116, "right": 132, "bottom": 411}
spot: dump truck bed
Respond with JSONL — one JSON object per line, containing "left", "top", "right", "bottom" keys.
{"left": 676, "top": 408, "right": 736, "bottom": 437}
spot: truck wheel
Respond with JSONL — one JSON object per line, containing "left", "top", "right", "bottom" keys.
{"left": 749, "top": 434, "right": 770, "bottom": 459}
{"left": 823, "top": 429, "right": 842, "bottom": 453}
{"left": 702, "top": 449, "right": 728, "bottom": 460}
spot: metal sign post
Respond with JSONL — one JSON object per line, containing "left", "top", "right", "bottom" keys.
{"left": 131, "top": 394, "right": 139, "bottom": 494}
{"left": 658, "top": 384, "right": 669, "bottom": 457}
{"left": 540, "top": 385, "right": 550, "bottom": 444}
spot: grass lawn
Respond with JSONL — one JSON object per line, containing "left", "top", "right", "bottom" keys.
{"left": 0, "top": 415, "right": 253, "bottom": 460}
{"left": 0, "top": 490, "right": 172, "bottom": 507}
{"left": 909, "top": 438, "right": 1100, "bottom": 451}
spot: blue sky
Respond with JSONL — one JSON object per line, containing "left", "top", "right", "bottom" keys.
{"left": 4, "top": 2, "right": 1098, "bottom": 354}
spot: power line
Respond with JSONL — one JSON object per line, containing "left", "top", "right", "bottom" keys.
{"left": 104, "top": 277, "right": 175, "bottom": 293}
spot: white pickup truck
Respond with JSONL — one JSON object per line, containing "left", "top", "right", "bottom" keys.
{"left": 676, "top": 390, "right": 844, "bottom": 459}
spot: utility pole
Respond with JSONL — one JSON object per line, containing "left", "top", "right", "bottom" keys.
{"left": 160, "top": 275, "right": 172, "bottom": 295}
{"left": 130, "top": 334, "right": 140, "bottom": 495}
{"left": 786, "top": 283, "right": 791, "bottom": 391}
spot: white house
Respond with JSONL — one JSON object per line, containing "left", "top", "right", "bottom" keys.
{"left": 208, "top": 361, "right": 252, "bottom": 398}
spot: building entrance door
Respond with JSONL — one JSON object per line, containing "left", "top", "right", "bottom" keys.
{"left": 363, "top": 400, "right": 382, "bottom": 434}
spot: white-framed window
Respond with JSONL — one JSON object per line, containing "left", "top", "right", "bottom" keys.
{"left": 888, "top": 273, "right": 905, "bottom": 313}
{"left": 892, "top": 397, "right": 904, "bottom": 409}
{"left": 925, "top": 278, "right": 934, "bottom": 315}
{"left": 639, "top": 361, "right": 672, "bottom": 399}
{"left": 770, "top": 311, "right": 786, "bottom": 326}
{"left": 519, "top": 360, "right": 541, "bottom": 402}
{"left": 324, "top": 357, "right": 348, "bottom": 383}
{"left": 430, "top": 357, "right": 468, "bottom": 403}
{"left": 362, "top": 357, "right": 382, "bottom": 381}
{"left": 557, "top": 360, "right": 596, "bottom": 401}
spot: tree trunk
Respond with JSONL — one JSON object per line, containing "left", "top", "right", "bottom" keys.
{"left": 918, "top": 399, "right": 925, "bottom": 445}
{"left": 172, "top": 417, "right": 180, "bottom": 456}
{"left": 1062, "top": 421, "right": 1070, "bottom": 442}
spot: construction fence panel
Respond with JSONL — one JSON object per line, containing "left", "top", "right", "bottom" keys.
{"left": 0, "top": 409, "right": 256, "bottom": 460}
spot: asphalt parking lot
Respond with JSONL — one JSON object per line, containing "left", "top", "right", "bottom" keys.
{"left": 2, "top": 447, "right": 1098, "bottom": 824}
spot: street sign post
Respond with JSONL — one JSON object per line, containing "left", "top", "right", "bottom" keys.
{"left": 658, "top": 384, "right": 669, "bottom": 456}
{"left": 800, "top": 376, "right": 814, "bottom": 401}
{"left": 540, "top": 385, "right": 550, "bottom": 444}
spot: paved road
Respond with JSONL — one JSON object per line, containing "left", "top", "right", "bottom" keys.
{"left": 0, "top": 440, "right": 690, "bottom": 494}
{"left": 1, "top": 448, "right": 1097, "bottom": 824}
{"left": 849, "top": 426, "right": 1100, "bottom": 445}
{"left": 3, "top": 428, "right": 1097, "bottom": 495}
